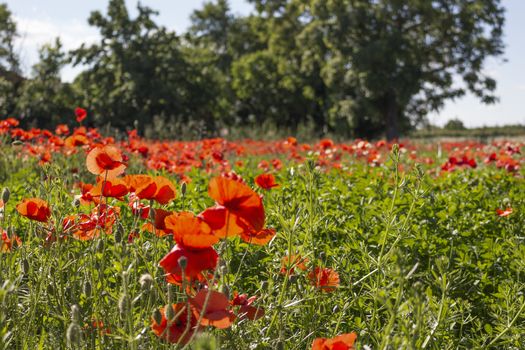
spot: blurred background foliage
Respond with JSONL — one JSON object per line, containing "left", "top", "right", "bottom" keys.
{"left": 0, "top": 0, "right": 505, "bottom": 140}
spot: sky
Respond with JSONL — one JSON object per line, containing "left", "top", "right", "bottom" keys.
{"left": 4, "top": 0, "right": 525, "bottom": 128}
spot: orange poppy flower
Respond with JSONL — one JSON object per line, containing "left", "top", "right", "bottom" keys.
{"left": 240, "top": 228, "right": 275, "bottom": 245}
{"left": 311, "top": 332, "right": 357, "bottom": 350}
{"left": 207, "top": 176, "right": 265, "bottom": 237}
{"left": 159, "top": 244, "right": 218, "bottom": 284}
{"left": 88, "top": 177, "right": 129, "bottom": 198}
{"left": 127, "top": 175, "right": 177, "bottom": 205}
{"left": 280, "top": 255, "right": 309, "bottom": 275}
{"left": 308, "top": 267, "right": 340, "bottom": 292}
{"left": 231, "top": 292, "right": 264, "bottom": 321}
{"left": 1, "top": 230, "right": 22, "bottom": 252}
{"left": 151, "top": 303, "right": 198, "bottom": 344}
{"left": 16, "top": 198, "right": 51, "bottom": 223}
{"left": 86, "top": 145, "right": 126, "bottom": 177}
{"left": 190, "top": 290, "right": 235, "bottom": 329}
{"left": 141, "top": 208, "right": 172, "bottom": 237}
{"left": 164, "top": 212, "right": 219, "bottom": 248}
{"left": 255, "top": 173, "right": 279, "bottom": 190}
{"left": 64, "top": 134, "right": 89, "bottom": 147}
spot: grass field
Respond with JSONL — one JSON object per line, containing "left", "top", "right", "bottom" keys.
{"left": 1, "top": 117, "right": 525, "bottom": 349}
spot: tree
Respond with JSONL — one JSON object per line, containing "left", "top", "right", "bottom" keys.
{"left": 0, "top": 3, "right": 22, "bottom": 117}
{"left": 301, "top": 0, "right": 505, "bottom": 139}
{"left": 71, "top": 0, "right": 222, "bottom": 134}
{"left": 16, "top": 39, "right": 77, "bottom": 127}
{"left": 444, "top": 118, "right": 466, "bottom": 131}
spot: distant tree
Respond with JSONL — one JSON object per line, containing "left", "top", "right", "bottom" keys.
{"left": 300, "top": 0, "right": 505, "bottom": 139}
{"left": 16, "top": 39, "right": 77, "bottom": 127}
{"left": 0, "top": 3, "right": 22, "bottom": 117}
{"left": 444, "top": 118, "right": 466, "bottom": 131}
{"left": 70, "top": 0, "right": 222, "bottom": 133}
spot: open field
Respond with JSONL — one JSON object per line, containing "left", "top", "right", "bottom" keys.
{"left": 1, "top": 117, "right": 525, "bottom": 349}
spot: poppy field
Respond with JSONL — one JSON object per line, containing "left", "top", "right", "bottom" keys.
{"left": 1, "top": 114, "right": 525, "bottom": 349}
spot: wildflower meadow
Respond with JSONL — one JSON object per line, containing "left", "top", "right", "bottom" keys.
{"left": 1, "top": 112, "right": 525, "bottom": 349}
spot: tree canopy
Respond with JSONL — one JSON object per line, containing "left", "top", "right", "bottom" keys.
{"left": 0, "top": 0, "right": 506, "bottom": 139}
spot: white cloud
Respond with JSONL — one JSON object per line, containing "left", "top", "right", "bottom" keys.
{"left": 13, "top": 16, "right": 100, "bottom": 81}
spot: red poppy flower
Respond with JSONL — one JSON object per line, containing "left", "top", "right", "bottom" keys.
{"left": 86, "top": 145, "right": 126, "bottom": 177}
{"left": 164, "top": 212, "right": 219, "bottom": 248}
{"left": 312, "top": 332, "right": 357, "bottom": 350}
{"left": 75, "top": 107, "right": 87, "bottom": 123}
{"left": 151, "top": 303, "right": 198, "bottom": 344}
{"left": 207, "top": 176, "right": 265, "bottom": 237}
{"left": 141, "top": 208, "right": 172, "bottom": 237}
{"left": 88, "top": 177, "right": 129, "bottom": 198}
{"left": 231, "top": 292, "right": 264, "bottom": 321}
{"left": 190, "top": 289, "right": 235, "bottom": 329}
{"left": 308, "top": 267, "right": 340, "bottom": 292}
{"left": 1, "top": 230, "right": 22, "bottom": 252}
{"left": 16, "top": 198, "right": 51, "bottom": 223}
{"left": 255, "top": 173, "right": 279, "bottom": 190}
{"left": 64, "top": 134, "right": 89, "bottom": 148}
{"left": 496, "top": 207, "right": 513, "bottom": 217}
{"left": 159, "top": 244, "right": 218, "bottom": 284}
{"left": 127, "top": 175, "right": 177, "bottom": 205}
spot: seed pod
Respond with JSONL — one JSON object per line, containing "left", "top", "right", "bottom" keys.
{"left": 66, "top": 322, "right": 81, "bottom": 346}
{"left": 181, "top": 182, "right": 187, "bottom": 197}
{"left": 114, "top": 224, "right": 123, "bottom": 243}
{"left": 149, "top": 207, "right": 156, "bottom": 221}
{"left": 1, "top": 187, "right": 10, "bottom": 203}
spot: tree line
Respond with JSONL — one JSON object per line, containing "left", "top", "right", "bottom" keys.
{"left": 0, "top": 0, "right": 505, "bottom": 140}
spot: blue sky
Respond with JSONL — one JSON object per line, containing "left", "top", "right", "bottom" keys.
{"left": 5, "top": 0, "right": 525, "bottom": 127}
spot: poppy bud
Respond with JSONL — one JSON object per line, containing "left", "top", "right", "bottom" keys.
{"left": 152, "top": 309, "right": 163, "bottom": 325}
{"left": 392, "top": 143, "right": 400, "bottom": 154}
{"left": 71, "top": 304, "right": 80, "bottom": 323}
{"left": 139, "top": 273, "right": 153, "bottom": 291}
{"left": 72, "top": 197, "right": 81, "bottom": 208}
{"left": 114, "top": 224, "right": 123, "bottom": 243}
{"left": 21, "top": 259, "right": 29, "bottom": 274}
{"left": 11, "top": 140, "right": 24, "bottom": 146}
{"left": 83, "top": 281, "right": 92, "bottom": 298}
{"left": 1, "top": 187, "right": 10, "bottom": 203}
{"left": 149, "top": 207, "right": 156, "bottom": 221}
{"left": 181, "top": 182, "right": 187, "bottom": 197}
{"left": 165, "top": 304, "right": 175, "bottom": 322}
{"left": 177, "top": 256, "right": 188, "bottom": 271}
{"left": 66, "top": 322, "right": 81, "bottom": 346}
{"left": 118, "top": 294, "right": 130, "bottom": 318}
{"left": 333, "top": 305, "right": 340, "bottom": 313}
{"left": 96, "top": 239, "right": 104, "bottom": 253}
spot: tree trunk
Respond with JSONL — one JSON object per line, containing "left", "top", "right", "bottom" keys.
{"left": 385, "top": 91, "right": 399, "bottom": 141}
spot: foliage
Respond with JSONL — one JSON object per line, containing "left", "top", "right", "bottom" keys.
{"left": 1, "top": 119, "right": 525, "bottom": 348}
{"left": 0, "top": 0, "right": 509, "bottom": 140}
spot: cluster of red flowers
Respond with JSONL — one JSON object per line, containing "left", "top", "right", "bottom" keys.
{"left": 1, "top": 113, "right": 522, "bottom": 178}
